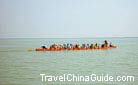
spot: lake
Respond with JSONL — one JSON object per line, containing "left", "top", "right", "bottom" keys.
{"left": 0, "top": 38, "right": 138, "bottom": 85}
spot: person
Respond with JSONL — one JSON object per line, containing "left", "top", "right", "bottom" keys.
{"left": 90, "top": 44, "right": 93, "bottom": 49}
{"left": 58, "top": 44, "right": 63, "bottom": 50}
{"left": 49, "top": 44, "right": 57, "bottom": 50}
{"left": 94, "top": 43, "right": 98, "bottom": 49}
{"left": 41, "top": 44, "right": 47, "bottom": 49}
{"left": 109, "top": 42, "right": 113, "bottom": 47}
{"left": 75, "top": 44, "right": 78, "bottom": 48}
{"left": 101, "top": 44, "right": 105, "bottom": 48}
{"left": 75, "top": 44, "right": 80, "bottom": 49}
{"left": 97, "top": 44, "right": 100, "bottom": 49}
{"left": 81, "top": 44, "right": 85, "bottom": 49}
{"left": 67, "top": 44, "right": 69, "bottom": 48}
{"left": 104, "top": 40, "right": 108, "bottom": 47}
{"left": 70, "top": 44, "right": 73, "bottom": 48}
{"left": 78, "top": 44, "right": 80, "bottom": 49}
{"left": 42, "top": 45, "right": 46, "bottom": 49}
{"left": 87, "top": 44, "right": 90, "bottom": 48}
{"left": 63, "top": 44, "right": 67, "bottom": 49}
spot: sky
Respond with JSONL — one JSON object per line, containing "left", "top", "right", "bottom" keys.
{"left": 0, "top": 0, "right": 138, "bottom": 38}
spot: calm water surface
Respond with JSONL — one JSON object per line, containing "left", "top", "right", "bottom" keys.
{"left": 0, "top": 38, "right": 138, "bottom": 85}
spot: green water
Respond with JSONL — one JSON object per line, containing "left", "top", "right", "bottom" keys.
{"left": 0, "top": 38, "right": 138, "bottom": 85}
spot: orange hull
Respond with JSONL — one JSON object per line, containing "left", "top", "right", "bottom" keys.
{"left": 35, "top": 46, "right": 117, "bottom": 51}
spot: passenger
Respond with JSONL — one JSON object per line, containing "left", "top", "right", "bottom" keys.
{"left": 94, "top": 43, "right": 98, "bottom": 49}
{"left": 41, "top": 44, "right": 47, "bottom": 49}
{"left": 87, "top": 44, "right": 90, "bottom": 48}
{"left": 90, "top": 44, "right": 93, "bottom": 49}
{"left": 75, "top": 44, "right": 80, "bottom": 49}
{"left": 75, "top": 44, "right": 78, "bottom": 48}
{"left": 101, "top": 44, "right": 105, "bottom": 48}
{"left": 63, "top": 44, "right": 67, "bottom": 49}
{"left": 97, "top": 44, "right": 100, "bottom": 49}
{"left": 70, "top": 44, "right": 73, "bottom": 48}
{"left": 41, "top": 45, "right": 46, "bottom": 49}
{"left": 104, "top": 40, "right": 108, "bottom": 47}
{"left": 78, "top": 44, "right": 80, "bottom": 49}
{"left": 53, "top": 44, "right": 56, "bottom": 49}
{"left": 49, "top": 44, "right": 54, "bottom": 50}
{"left": 67, "top": 44, "right": 70, "bottom": 48}
{"left": 68, "top": 44, "right": 71, "bottom": 49}
{"left": 76, "top": 44, "right": 78, "bottom": 48}
{"left": 73, "top": 44, "right": 76, "bottom": 49}
{"left": 53, "top": 44, "right": 58, "bottom": 49}
{"left": 58, "top": 44, "right": 62, "bottom": 50}
{"left": 81, "top": 44, "right": 85, "bottom": 48}
{"left": 59, "top": 44, "right": 62, "bottom": 49}
{"left": 109, "top": 43, "right": 113, "bottom": 47}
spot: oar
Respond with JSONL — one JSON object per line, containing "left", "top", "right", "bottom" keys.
{"left": 27, "top": 49, "right": 34, "bottom": 52}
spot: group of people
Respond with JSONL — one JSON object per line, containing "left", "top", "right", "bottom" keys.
{"left": 41, "top": 40, "right": 115, "bottom": 50}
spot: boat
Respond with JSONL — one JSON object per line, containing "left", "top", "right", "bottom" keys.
{"left": 35, "top": 46, "right": 117, "bottom": 51}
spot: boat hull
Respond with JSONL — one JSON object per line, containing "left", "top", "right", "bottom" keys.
{"left": 35, "top": 46, "right": 117, "bottom": 51}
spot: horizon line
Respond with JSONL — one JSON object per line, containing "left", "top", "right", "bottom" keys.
{"left": 0, "top": 37, "right": 138, "bottom": 39}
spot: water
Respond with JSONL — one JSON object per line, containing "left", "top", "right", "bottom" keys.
{"left": 0, "top": 38, "right": 138, "bottom": 85}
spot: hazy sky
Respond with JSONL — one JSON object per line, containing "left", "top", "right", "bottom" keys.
{"left": 0, "top": 0, "right": 138, "bottom": 38}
